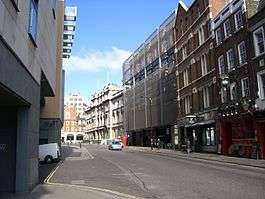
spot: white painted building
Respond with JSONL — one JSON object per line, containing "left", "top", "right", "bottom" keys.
{"left": 85, "top": 83, "right": 124, "bottom": 143}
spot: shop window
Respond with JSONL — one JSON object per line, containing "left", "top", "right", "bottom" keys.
{"left": 202, "top": 127, "right": 215, "bottom": 146}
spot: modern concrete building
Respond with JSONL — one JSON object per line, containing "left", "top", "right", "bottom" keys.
{"left": 123, "top": 11, "right": 177, "bottom": 147}
{"left": 63, "top": 6, "right": 77, "bottom": 59}
{"left": 85, "top": 84, "right": 124, "bottom": 143}
{"left": 0, "top": 0, "right": 58, "bottom": 192}
{"left": 65, "top": 93, "right": 87, "bottom": 117}
{"left": 40, "top": 0, "right": 65, "bottom": 145}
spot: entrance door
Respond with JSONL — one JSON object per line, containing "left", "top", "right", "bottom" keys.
{"left": 0, "top": 108, "right": 17, "bottom": 192}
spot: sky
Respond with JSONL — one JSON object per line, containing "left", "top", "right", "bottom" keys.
{"left": 64, "top": 0, "right": 192, "bottom": 101}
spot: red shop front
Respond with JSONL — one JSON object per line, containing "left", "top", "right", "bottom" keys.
{"left": 219, "top": 113, "right": 264, "bottom": 159}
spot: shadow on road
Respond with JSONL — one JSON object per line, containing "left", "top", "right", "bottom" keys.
{"left": 39, "top": 145, "right": 74, "bottom": 183}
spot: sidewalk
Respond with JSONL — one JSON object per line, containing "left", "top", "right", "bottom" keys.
{"left": 126, "top": 146, "right": 265, "bottom": 169}
{"left": 0, "top": 184, "right": 137, "bottom": 199}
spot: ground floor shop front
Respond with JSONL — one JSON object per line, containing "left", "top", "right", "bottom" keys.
{"left": 219, "top": 112, "right": 265, "bottom": 159}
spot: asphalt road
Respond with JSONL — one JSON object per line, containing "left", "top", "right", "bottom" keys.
{"left": 50, "top": 144, "right": 265, "bottom": 199}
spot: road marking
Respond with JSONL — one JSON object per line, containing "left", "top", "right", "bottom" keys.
{"left": 71, "top": 180, "right": 85, "bottom": 185}
{"left": 44, "top": 156, "right": 143, "bottom": 199}
{"left": 44, "top": 160, "right": 64, "bottom": 183}
{"left": 46, "top": 182, "right": 144, "bottom": 199}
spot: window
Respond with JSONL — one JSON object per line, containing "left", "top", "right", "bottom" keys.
{"left": 183, "top": 69, "right": 189, "bottom": 87}
{"left": 203, "top": 87, "right": 210, "bottom": 108}
{"left": 201, "top": 54, "right": 207, "bottom": 76}
{"left": 10, "top": 0, "right": 19, "bottom": 11}
{"left": 238, "top": 41, "right": 247, "bottom": 65}
{"left": 230, "top": 83, "right": 237, "bottom": 100}
{"left": 198, "top": 25, "right": 205, "bottom": 45}
{"left": 253, "top": 27, "right": 265, "bottom": 56}
{"left": 182, "top": 46, "right": 187, "bottom": 60}
{"left": 241, "top": 78, "right": 250, "bottom": 97}
{"left": 226, "top": 49, "right": 234, "bottom": 71}
{"left": 52, "top": 0, "right": 56, "bottom": 18}
{"left": 184, "top": 96, "right": 191, "bottom": 114}
{"left": 203, "top": 127, "right": 215, "bottom": 146}
{"left": 28, "top": 0, "right": 38, "bottom": 44}
{"left": 257, "top": 70, "right": 265, "bottom": 99}
{"left": 234, "top": 9, "right": 243, "bottom": 31}
{"left": 218, "top": 55, "right": 225, "bottom": 74}
{"left": 215, "top": 28, "right": 222, "bottom": 46}
{"left": 223, "top": 19, "right": 231, "bottom": 39}
{"left": 221, "top": 87, "right": 227, "bottom": 103}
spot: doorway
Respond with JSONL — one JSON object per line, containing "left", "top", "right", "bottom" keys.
{"left": 0, "top": 108, "right": 17, "bottom": 192}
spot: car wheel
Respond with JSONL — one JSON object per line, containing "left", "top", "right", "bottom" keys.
{"left": 45, "top": 155, "right": 53, "bottom": 164}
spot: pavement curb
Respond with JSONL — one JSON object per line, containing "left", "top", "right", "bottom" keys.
{"left": 127, "top": 148, "right": 265, "bottom": 170}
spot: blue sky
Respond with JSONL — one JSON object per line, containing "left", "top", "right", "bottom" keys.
{"left": 64, "top": 0, "right": 192, "bottom": 101}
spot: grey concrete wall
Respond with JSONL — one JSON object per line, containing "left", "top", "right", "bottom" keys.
{"left": 0, "top": 37, "right": 40, "bottom": 192}
{"left": 39, "top": 118, "right": 62, "bottom": 145}
{"left": 0, "top": 0, "right": 57, "bottom": 94}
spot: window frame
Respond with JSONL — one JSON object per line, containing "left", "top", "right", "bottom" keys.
{"left": 198, "top": 25, "right": 205, "bottom": 45}
{"left": 215, "top": 27, "right": 222, "bottom": 46}
{"left": 234, "top": 9, "right": 243, "bottom": 31}
{"left": 241, "top": 77, "right": 250, "bottom": 97}
{"left": 218, "top": 55, "right": 225, "bottom": 75}
{"left": 203, "top": 87, "right": 210, "bottom": 109}
{"left": 28, "top": 0, "right": 38, "bottom": 46}
{"left": 253, "top": 27, "right": 265, "bottom": 57}
{"left": 257, "top": 70, "right": 265, "bottom": 100}
{"left": 230, "top": 82, "right": 237, "bottom": 101}
{"left": 226, "top": 49, "right": 234, "bottom": 71}
{"left": 201, "top": 54, "right": 208, "bottom": 76}
{"left": 238, "top": 41, "right": 247, "bottom": 65}
{"left": 223, "top": 19, "right": 231, "bottom": 39}
{"left": 52, "top": 0, "right": 57, "bottom": 19}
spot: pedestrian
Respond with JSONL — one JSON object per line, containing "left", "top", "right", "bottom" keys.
{"left": 157, "top": 138, "right": 161, "bottom": 150}
{"left": 79, "top": 141, "right": 82, "bottom": 148}
{"left": 187, "top": 139, "right": 191, "bottom": 154}
{"left": 150, "top": 138, "right": 153, "bottom": 150}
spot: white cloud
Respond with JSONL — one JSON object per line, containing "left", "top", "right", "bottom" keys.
{"left": 63, "top": 47, "right": 131, "bottom": 72}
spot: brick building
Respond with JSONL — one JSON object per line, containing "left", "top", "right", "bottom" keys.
{"left": 213, "top": 0, "right": 260, "bottom": 158}
{"left": 61, "top": 105, "right": 85, "bottom": 143}
{"left": 249, "top": 0, "right": 265, "bottom": 159}
{"left": 174, "top": 0, "right": 227, "bottom": 153}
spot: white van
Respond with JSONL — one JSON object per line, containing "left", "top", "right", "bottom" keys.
{"left": 39, "top": 143, "right": 61, "bottom": 164}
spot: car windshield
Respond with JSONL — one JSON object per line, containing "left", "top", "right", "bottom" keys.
{"left": 112, "top": 141, "right": 121, "bottom": 145}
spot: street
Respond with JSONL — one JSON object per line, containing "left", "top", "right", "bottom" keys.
{"left": 48, "top": 144, "right": 265, "bottom": 199}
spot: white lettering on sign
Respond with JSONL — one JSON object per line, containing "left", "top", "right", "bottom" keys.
{"left": 0, "top": 144, "right": 7, "bottom": 152}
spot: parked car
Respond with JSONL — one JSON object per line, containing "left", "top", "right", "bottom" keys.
{"left": 108, "top": 141, "right": 122, "bottom": 151}
{"left": 39, "top": 143, "right": 61, "bottom": 164}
